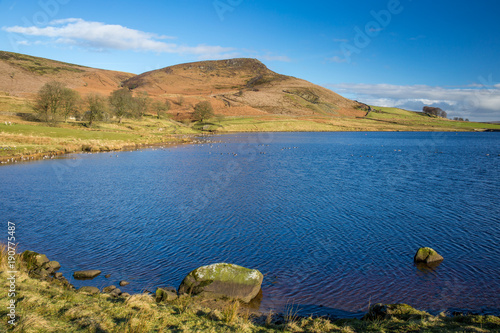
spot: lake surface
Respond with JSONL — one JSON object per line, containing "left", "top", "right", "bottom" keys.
{"left": 1, "top": 132, "right": 499, "bottom": 317}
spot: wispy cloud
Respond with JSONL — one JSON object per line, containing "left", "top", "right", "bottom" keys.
{"left": 327, "top": 82, "right": 500, "bottom": 121}
{"left": 327, "top": 56, "right": 348, "bottom": 63}
{"left": 2, "top": 18, "right": 236, "bottom": 59}
{"left": 259, "top": 54, "right": 291, "bottom": 62}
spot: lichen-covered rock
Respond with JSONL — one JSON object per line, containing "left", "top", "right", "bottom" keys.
{"left": 364, "top": 303, "right": 429, "bottom": 321}
{"left": 156, "top": 287, "right": 177, "bottom": 302}
{"left": 73, "top": 270, "right": 101, "bottom": 279}
{"left": 78, "top": 286, "right": 100, "bottom": 295}
{"left": 414, "top": 247, "right": 444, "bottom": 264}
{"left": 178, "top": 263, "right": 263, "bottom": 303}
{"left": 21, "top": 251, "right": 49, "bottom": 270}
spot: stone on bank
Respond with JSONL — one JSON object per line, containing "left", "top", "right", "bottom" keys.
{"left": 178, "top": 263, "right": 263, "bottom": 303}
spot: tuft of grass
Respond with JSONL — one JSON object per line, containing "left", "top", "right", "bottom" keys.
{"left": 221, "top": 300, "right": 240, "bottom": 324}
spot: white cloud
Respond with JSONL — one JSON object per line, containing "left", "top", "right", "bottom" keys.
{"left": 2, "top": 18, "right": 236, "bottom": 59}
{"left": 327, "top": 83, "right": 500, "bottom": 121}
{"left": 2, "top": 18, "right": 293, "bottom": 63}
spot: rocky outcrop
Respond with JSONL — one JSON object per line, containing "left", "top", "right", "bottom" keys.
{"left": 21, "top": 251, "right": 49, "bottom": 270}
{"left": 178, "top": 263, "right": 263, "bottom": 303}
{"left": 20, "top": 250, "right": 73, "bottom": 289}
{"left": 414, "top": 247, "right": 444, "bottom": 264}
{"left": 364, "top": 303, "right": 429, "bottom": 321}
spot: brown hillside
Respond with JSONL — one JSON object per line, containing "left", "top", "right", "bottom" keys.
{"left": 122, "top": 58, "right": 367, "bottom": 118}
{"left": 0, "top": 52, "right": 366, "bottom": 118}
{"left": 0, "top": 51, "right": 134, "bottom": 97}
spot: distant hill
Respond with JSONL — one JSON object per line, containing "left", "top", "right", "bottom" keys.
{"left": 0, "top": 51, "right": 134, "bottom": 97}
{"left": 0, "top": 51, "right": 367, "bottom": 118}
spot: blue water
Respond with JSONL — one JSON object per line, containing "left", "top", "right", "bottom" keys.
{"left": 1, "top": 132, "right": 499, "bottom": 317}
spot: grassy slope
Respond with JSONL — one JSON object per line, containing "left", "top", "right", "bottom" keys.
{"left": 1, "top": 246, "right": 499, "bottom": 332}
{"left": 211, "top": 107, "right": 500, "bottom": 132}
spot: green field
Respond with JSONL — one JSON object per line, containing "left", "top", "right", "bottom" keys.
{"left": 206, "top": 107, "right": 500, "bottom": 133}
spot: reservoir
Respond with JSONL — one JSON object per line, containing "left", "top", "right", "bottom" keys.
{"left": 1, "top": 132, "right": 499, "bottom": 317}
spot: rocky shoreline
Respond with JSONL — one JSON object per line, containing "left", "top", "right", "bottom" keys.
{"left": 20, "top": 247, "right": 451, "bottom": 320}
{"left": 3, "top": 247, "right": 500, "bottom": 332}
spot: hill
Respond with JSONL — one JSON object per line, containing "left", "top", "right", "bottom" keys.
{"left": 121, "top": 58, "right": 367, "bottom": 118}
{"left": 0, "top": 51, "right": 368, "bottom": 118}
{"left": 0, "top": 51, "right": 134, "bottom": 97}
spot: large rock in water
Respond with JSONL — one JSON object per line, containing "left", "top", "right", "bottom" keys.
{"left": 414, "top": 247, "right": 444, "bottom": 264}
{"left": 178, "top": 263, "right": 263, "bottom": 303}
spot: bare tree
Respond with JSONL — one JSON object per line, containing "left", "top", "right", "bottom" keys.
{"left": 109, "top": 88, "right": 134, "bottom": 123}
{"left": 61, "top": 88, "right": 80, "bottom": 122}
{"left": 133, "top": 91, "right": 151, "bottom": 118}
{"left": 84, "top": 93, "right": 108, "bottom": 126}
{"left": 152, "top": 99, "right": 171, "bottom": 119}
{"left": 33, "top": 81, "right": 66, "bottom": 123}
{"left": 193, "top": 101, "right": 214, "bottom": 122}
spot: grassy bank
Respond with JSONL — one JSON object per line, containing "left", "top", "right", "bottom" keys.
{"left": 1, "top": 246, "right": 499, "bottom": 332}
{"left": 0, "top": 95, "right": 198, "bottom": 163}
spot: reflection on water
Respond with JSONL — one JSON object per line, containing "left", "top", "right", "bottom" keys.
{"left": 1, "top": 132, "right": 499, "bottom": 316}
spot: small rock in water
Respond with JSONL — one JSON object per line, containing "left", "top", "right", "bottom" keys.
{"left": 119, "top": 280, "right": 130, "bottom": 287}
{"left": 414, "top": 247, "right": 444, "bottom": 264}
{"left": 105, "top": 274, "right": 111, "bottom": 278}
{"left": 73, "top": 270, "right": 102, "bottom": 280}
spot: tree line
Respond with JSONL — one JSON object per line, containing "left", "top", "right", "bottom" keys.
{"left": 33, "top": 81, "right": 172, "bottom": 126}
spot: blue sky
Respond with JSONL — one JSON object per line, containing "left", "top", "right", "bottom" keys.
{"left": 1, "top": 0, "right": 499, "bottom": 121}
